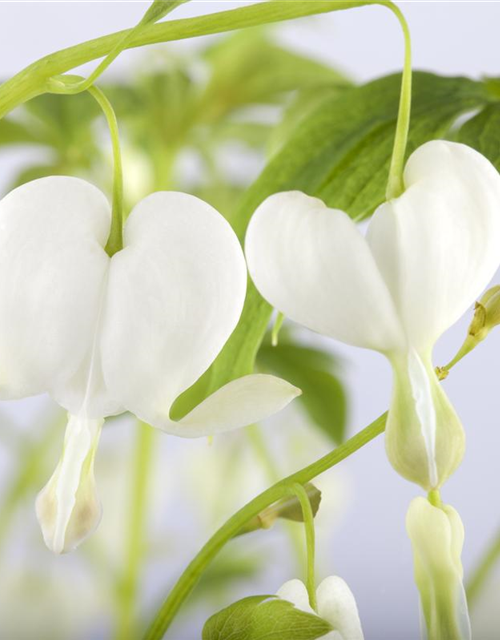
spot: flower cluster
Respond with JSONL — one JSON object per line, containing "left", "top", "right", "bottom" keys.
{"left": 0, "top": 177, "right": 299, "bottom": 553}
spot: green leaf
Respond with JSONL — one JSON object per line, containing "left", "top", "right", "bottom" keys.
{"left": 258, "top": 340, "right": 347, "bottom": 444}
{"left": 172, "top": 72, "right": 491, "bottom": 419}
{"left": 455, "top": 102, "right": 500, "bottom": 169}
{"left": 202, "top": 595, "right": 332, "bottom": 640}
{"left": 268, "top": 84, "right": 346, "bottom": 156}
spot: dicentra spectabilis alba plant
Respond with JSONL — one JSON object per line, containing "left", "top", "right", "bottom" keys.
{"left": 0, "top": 176, "right": 299, "bottom": 553}
{"left": 246, "top": 140, "right": 500, "bottom": 491}
{"left": 276, "top": 577, "right": 364, "bottom": 640}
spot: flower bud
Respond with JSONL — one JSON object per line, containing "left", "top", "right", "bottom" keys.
{"left": 445, "top": 285, "right": 500, "bottom": 370}
{"left": 406, "top": 497, "right": 471, "bottom": 640}
{"left": 386, "top": 350, "right": 465, "bottom": 491}
{"left": 36, "top": 415, "right": 103, "bottom": 554}
{"left": 237, "top": 483, "right": 321, "bottom": 536}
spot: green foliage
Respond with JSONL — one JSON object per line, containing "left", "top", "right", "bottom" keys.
{"left": 200, "top": 28, "right": 349, "bottom": 118}
{"left": 258, "top": 337, "right": 346, "bottom": 444}
{"left": 456, "top": 102, "right": 500, "bottom": 169}
{"left": 202, "top": 595, "right": 332, "bottom": 640}
{"left": 0, "top": 118, "right": 43, "bottom": 146}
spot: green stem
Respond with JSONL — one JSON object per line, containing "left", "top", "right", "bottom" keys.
{"left": 289, "top": 483, "right": 317, "bottom": 612}
{"left": 143, "top": 412, "right": 387, "bottom": 640}
{"left": 50, "top": 1, "right": 189, "bottom": 96}
{"left": 48, "top": 77, "right": 124, "bottom": 254}
{"left": 466, "top": 525, "right": 500, "bottom": 609}
{"left": 0, "top": 1, "right": 404, "bottom": 120}
{"left": 86, "top": 85, "right": 124, "bottom": 256}
{"left": 246, "top": 424, "right": 304, "bottom": 570}
{"left": 115, "top": 422, "right": 155, "bottom": 640}
{"left": 271, "top": 312, "right": 285, "bottom": 347}
{"left": 382, "top": 1, "right": 412, "bottom": 200}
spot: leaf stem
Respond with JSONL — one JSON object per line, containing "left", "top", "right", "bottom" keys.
{"left": 143, "top": 412, "right": 387, "bottom": 640}
{"left": 289, "top": 483, "right": 318, "bottom": 612}
{"left": 115, "top": 422, "right": 155, "bottom": 640}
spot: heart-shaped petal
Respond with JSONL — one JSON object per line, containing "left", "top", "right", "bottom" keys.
{"left": 367, "top": 140, "right": 500, "bottom": 351}
{"left": 0, "top": 177, "right": 110, "bottom": 401}
{"left": 101, "top": 191, "right": 299, "bottom": 434}
{"left": 245, "top": 191, "right": 405, "bottom": 354}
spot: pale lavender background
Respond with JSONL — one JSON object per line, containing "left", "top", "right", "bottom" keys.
{"left": 1, "top": 2, "right": 500, "bottom": 639}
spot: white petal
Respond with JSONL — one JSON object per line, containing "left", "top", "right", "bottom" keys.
{"left": 367, "top": 141, "right": 500, "bottom": 350}
{"left": 276, "top": 579, "right": 314, "bottom": 614}
{"left": 160, "top": 374, "right": 300, "bottom": 437}
{"left": 0, "top": 177, "right": 111, "bottom": 400}
{"left": 245, "top": 192, "right": 404, "bottom": 353}
{"left": 102, "top": 192, "right": 291, "bottom": 433}
{"left": 36, "top": 415, "right": 103, "bottom": 554}
{"left": 316, "top": 576, "right": 364, "bottom": 640}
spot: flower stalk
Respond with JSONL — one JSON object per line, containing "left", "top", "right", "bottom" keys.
{"left": 289, "top": 483, "right": 318, "bottom": 612}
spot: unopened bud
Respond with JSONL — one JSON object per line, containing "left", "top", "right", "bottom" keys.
{"left": 237, "top": 483, "right": 321, "bottom": 536}
{"left": 444, "top": 285, "right": 500, "bottom": 371}
{"left": 406, "top": 496, "right": 471, "bottom": 640}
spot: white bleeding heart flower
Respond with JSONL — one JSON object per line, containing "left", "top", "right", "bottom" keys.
{"left": 406, "top": 497, "right": 471, "bottom": 640}
{"left": 245, "top": 141, "right": 500, "bottom": 491}
{"left": 277, "top": 576, "right": 364, "bottom": 640}
{"left": 0, "top": 177, "right": 300, "bottom": 554}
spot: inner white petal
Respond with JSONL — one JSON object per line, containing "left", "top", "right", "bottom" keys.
{"left": 407, "top": 349, "right": 438, "bottom": 488}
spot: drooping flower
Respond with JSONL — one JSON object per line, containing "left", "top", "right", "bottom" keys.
{"left": 245, "top": 141, "right": 500, "bottom": 490}
{"left": 406, "top": 496, "right": 470, "bottom": 640}
{"left": 0, "top": 177, "right": 300, "bottom": 553}
{"left": 277, "top": 576, "right": 364, "bottom": 640}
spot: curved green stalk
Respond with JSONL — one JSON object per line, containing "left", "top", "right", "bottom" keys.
{"left": 49, "top": 1, "right": 189, "bottom": 96}
{"left": 86, "top": 85, "right": 124, "bottom": 256}
{"left": 246, "top": 425, "right": 304, "bottom": 570}
{"left": 0, "top": 1, "right": 405, "bottom": 120}
{"left": 143, "top": 412, "right": 387, "bottom": 640}
{"left": 382, "top": 2, "right": 412, "bottom": 200}
{"left": 289, "top": 483, "right": 318, "bottom": 611}
{"left": 115, "top": 422, "right": 155, "bottom": 640}
{"left": 47, "top": 77, "right": 124, "bottom": 255}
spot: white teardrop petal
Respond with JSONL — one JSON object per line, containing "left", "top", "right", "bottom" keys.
{"left": 245, "top": 191, "right": 404, "bottom": 354}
